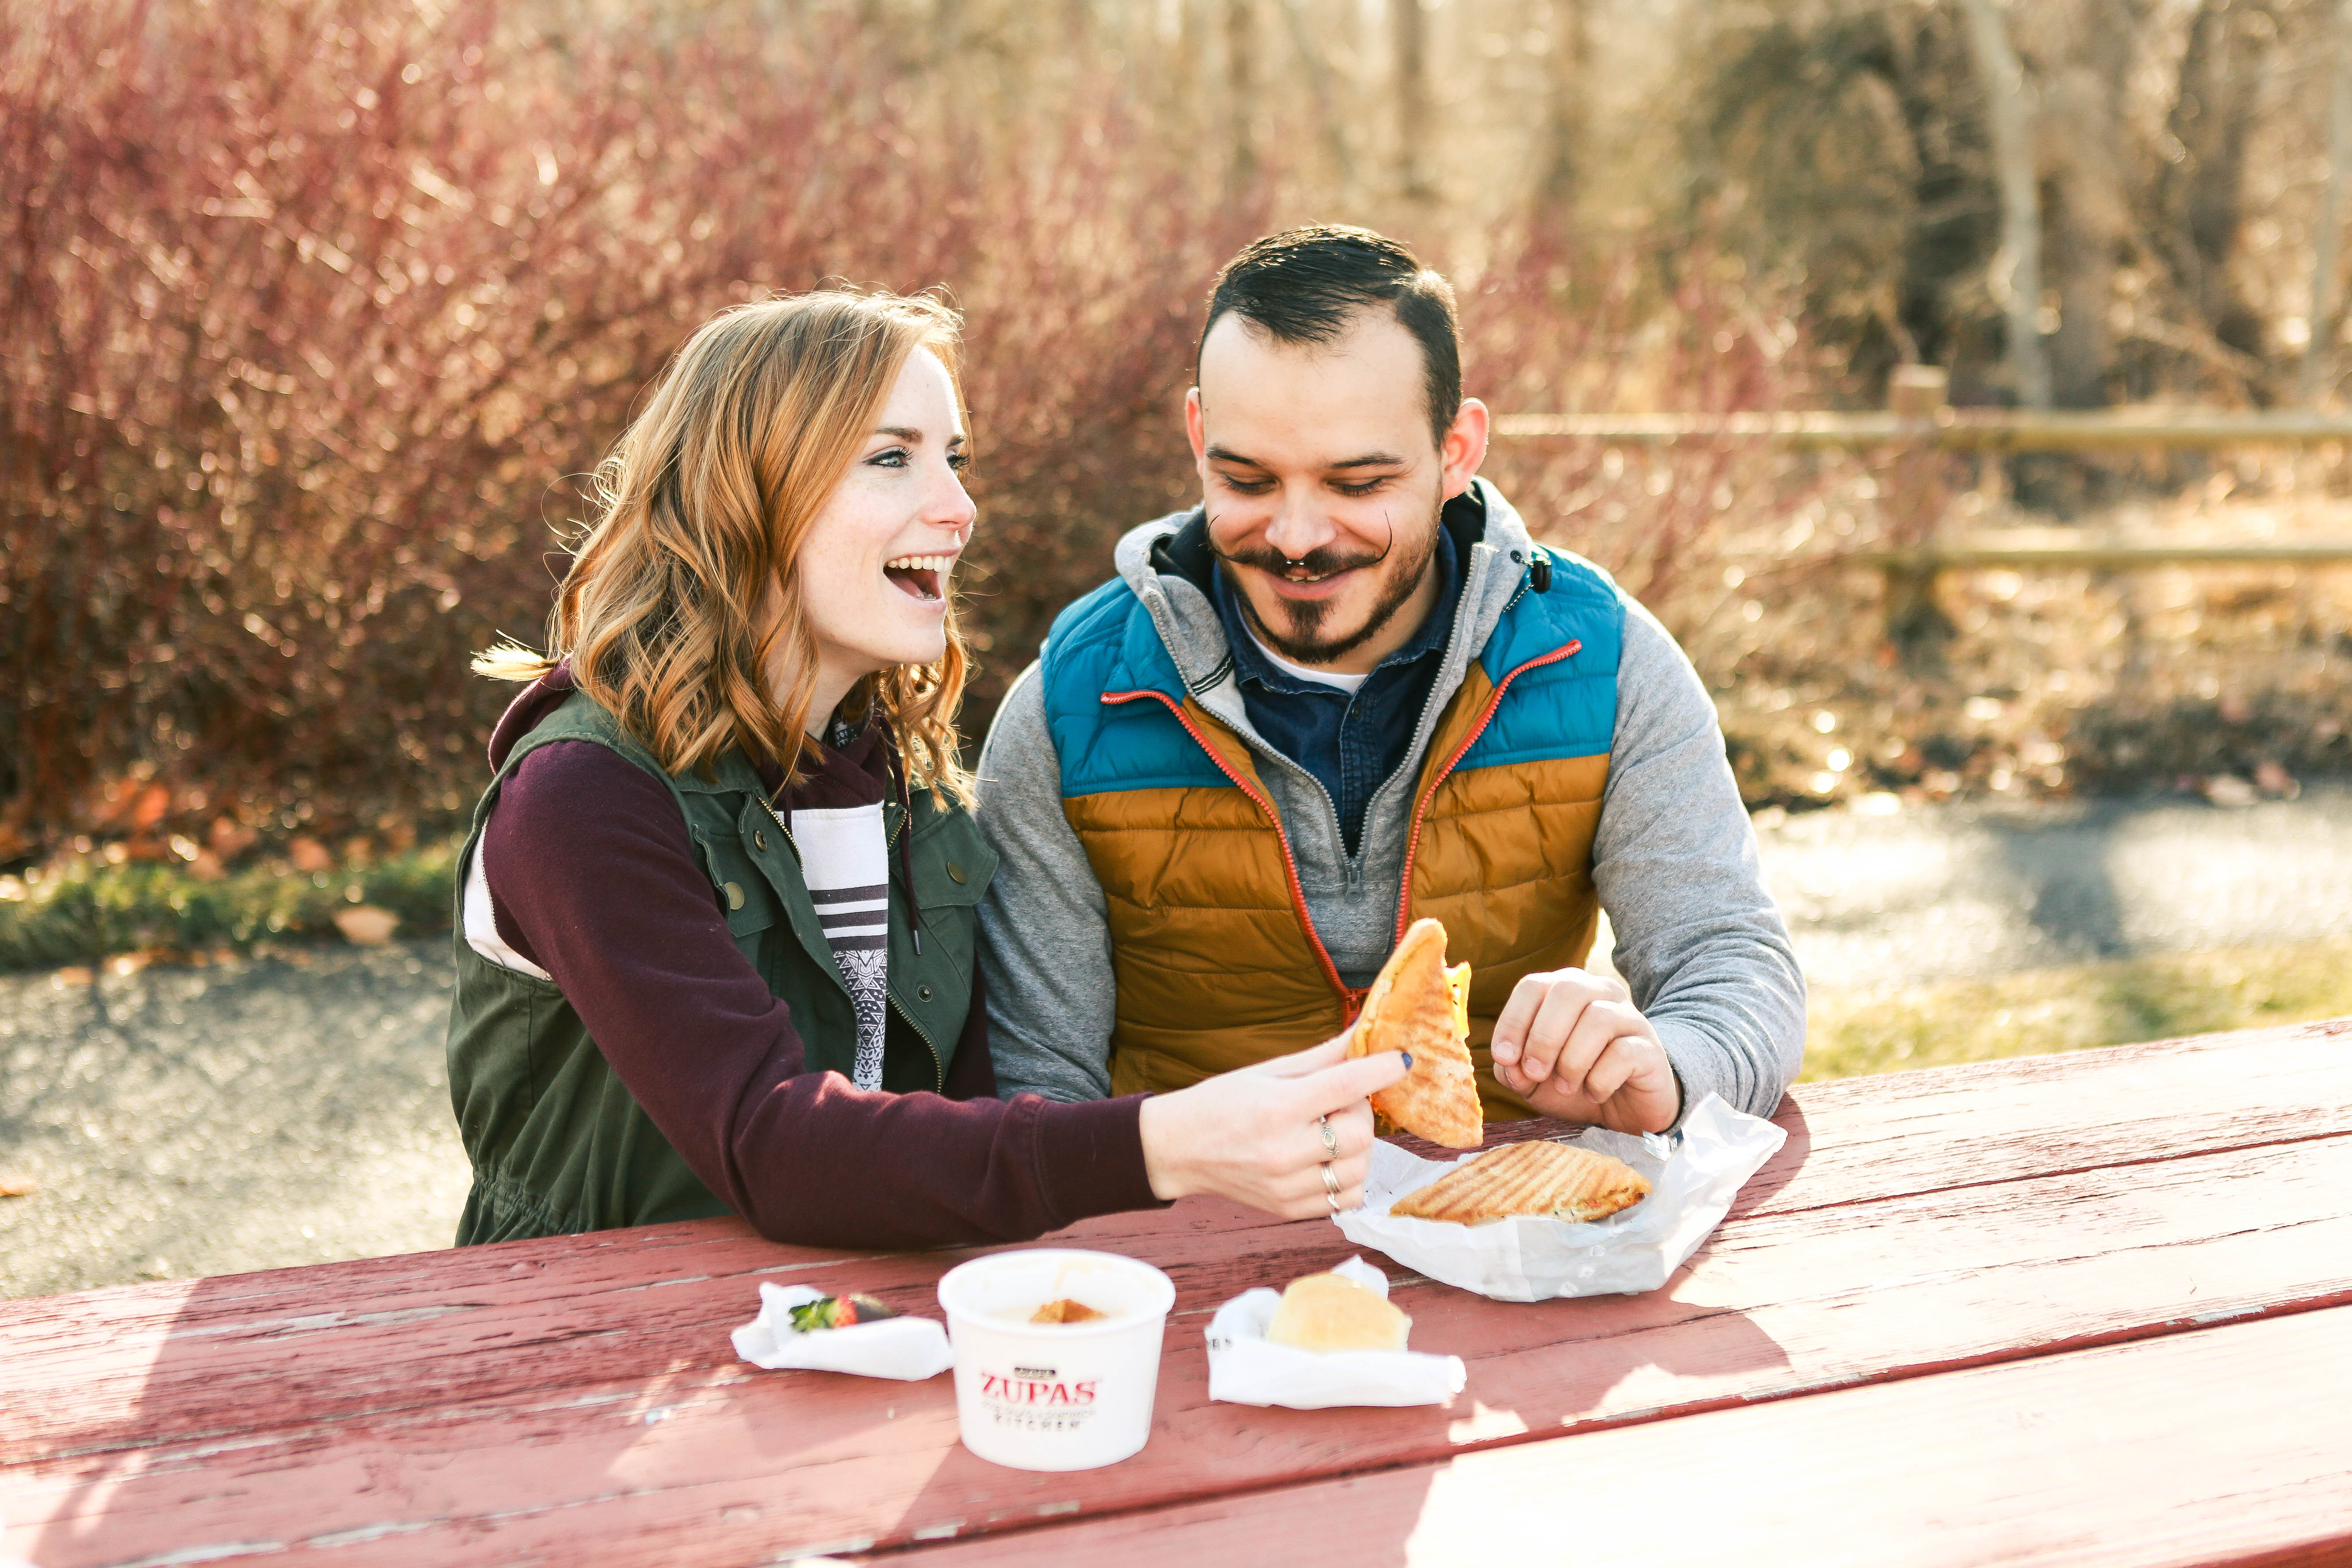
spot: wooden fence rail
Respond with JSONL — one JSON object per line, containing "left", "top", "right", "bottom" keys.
{"left": 1494, "top": 372, "right": 2352, "bottom": 663}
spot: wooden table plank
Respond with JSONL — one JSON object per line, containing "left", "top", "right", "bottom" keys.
{"left": 889, "top": 1306, "right": 2352, "bottom": 1567}
{"left": 7, "top": 1022, "right": 2344, "bottom": 1470}
{"left": 9, "top": 1126, "right": 2347, "bottom": 1565}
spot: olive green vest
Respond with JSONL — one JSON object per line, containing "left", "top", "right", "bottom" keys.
{"left": 443, "top": 689, "right": 995, "bottom": 1244}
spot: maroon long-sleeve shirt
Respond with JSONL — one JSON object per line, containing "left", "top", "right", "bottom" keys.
{"left": 472, "top": 669, "right": 1163, "bottom": 1250}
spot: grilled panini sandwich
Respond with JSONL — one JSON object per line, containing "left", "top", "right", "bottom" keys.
{"left": 1388, "top": 1139, "right": 1651, "bottom": 1226}
{"left": 1347, "top": 918, "right": 1483, "bottom": 1149}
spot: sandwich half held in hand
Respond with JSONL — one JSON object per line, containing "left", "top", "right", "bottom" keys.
{"left": 1346, "top": 917, "right": 1484, "bottom": 1149}
{"left": 1389, "top": 1139, "right": 1651, "bottom": 1226}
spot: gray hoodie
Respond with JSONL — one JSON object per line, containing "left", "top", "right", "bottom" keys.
{"left": 974, "top": 482, "right": 1805, "bottom": 1127}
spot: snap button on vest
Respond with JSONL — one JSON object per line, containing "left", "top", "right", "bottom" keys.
{"left": 754, "top": 828, "right": 767, "bottom": 851}
{"left": 919, "top": 985, "right": 933, "bottom": 1001}
{"left": 725, "top": 881, "right": 745, "bottom": 910}
{"left": 946, "top": 862, "right": 965, "bottom": 883}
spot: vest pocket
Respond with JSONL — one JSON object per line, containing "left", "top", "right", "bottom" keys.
{"left": 696, "top": 836, "right": 784, "bottom": 941}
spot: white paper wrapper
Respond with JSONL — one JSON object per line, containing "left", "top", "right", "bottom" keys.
{"left": 1205, "top": 1255, "right": 1467, "bottom": 1408}
{"left": 731, "top": 1283, "right": 954, "bottom": 1380}
{"left": 1336, "top": 1094, "right": 1786, "bottom": 1303}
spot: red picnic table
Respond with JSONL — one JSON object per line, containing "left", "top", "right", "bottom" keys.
{"left": 5, "top": 1020, "right": 2351, "bottom": 1567}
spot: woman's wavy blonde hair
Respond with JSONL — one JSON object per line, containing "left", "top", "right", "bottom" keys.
{"left": 478, "top": 289, "right": 976, "bottom": 807}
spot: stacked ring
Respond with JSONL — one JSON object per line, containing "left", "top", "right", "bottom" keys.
{"left": 1318, "top": 1113, "right": 1343, "bottom": 1213}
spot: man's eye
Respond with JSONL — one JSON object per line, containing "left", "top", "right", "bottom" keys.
{"left": 1334, "top": 478, "right": 1389, "bottom": 497}
{"left": 1218, "top": 473, "right": 1273, "bottom": 495}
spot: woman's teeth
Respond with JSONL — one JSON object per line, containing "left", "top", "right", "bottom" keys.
{"left": 882, "top": 554, "right": 952, "bottom": 602}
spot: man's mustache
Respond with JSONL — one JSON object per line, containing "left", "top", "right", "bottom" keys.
{"left": 1207, "top": 515, "right": 1394, "bottom": 580}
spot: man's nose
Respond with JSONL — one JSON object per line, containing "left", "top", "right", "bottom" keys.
{"left": 1259, "top": 485, "right": 1338, "bottom": 562}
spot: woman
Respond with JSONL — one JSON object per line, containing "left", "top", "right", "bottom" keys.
{"left": 449, "top": 288, "right": 1405, "bottom": 1249}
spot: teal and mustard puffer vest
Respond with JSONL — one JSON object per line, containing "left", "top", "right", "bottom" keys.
{"left": 1038, "top": 542, "right": 1621, "bottom": 1122}
{"left": 442, "top": 688, "right": 993, "bottom": 1244}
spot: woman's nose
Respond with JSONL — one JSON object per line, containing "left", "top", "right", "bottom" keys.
{"left": 928, "top": 466, "right": 977, "bottom": 533}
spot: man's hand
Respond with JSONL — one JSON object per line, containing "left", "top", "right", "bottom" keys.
{"left": 1489, "top": 968, "right": 1680, "bottom": 1134}
{"left": 1137, "top": 1037, "right": 1406, "bottom": 1218}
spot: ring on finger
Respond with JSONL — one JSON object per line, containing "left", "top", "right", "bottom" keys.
{"left": 1323, "top": 1164, "right": 1343, "bottom": 1215}
{"left": 1318, "top": 1113, "right": 1339, "bottom": 1162}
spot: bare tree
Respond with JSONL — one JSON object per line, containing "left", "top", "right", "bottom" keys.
{"left": 1534, "top": 0, "right": 1588, "bottom": 229}
{"left": 2306, "top": 0, "right": 2352, "bottom": 403}
{"left": 1394, "top": 0, "right": 1434, "bottom": 207}
{"left": 2031, "top": 0, "right": 2142, "bottom": 407}
{"left": 1227, "top": 0, "right": 1257, "bottom": 200}
{"left": 1958, "top": 0, "right": 2052, "bottom": 407}
{"left": 1278, "top": 0, "right": 1356, "bottom": 194}
{"left": 2163, "top": 0, "right": 2277, "bottom": 376}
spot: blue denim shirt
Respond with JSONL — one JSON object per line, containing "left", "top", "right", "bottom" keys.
{"left": 1211, "top": 514, "right": 1465, "bottom": 857}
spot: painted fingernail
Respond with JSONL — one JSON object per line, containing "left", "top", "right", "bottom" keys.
{"left": 1399, "top": 1052, "right": 1414, "bottom": 1069}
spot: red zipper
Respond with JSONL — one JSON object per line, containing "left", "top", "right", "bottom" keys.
{"left": 1100, "top": 690, "right": 1356, "bottom": 1009}
{"left": 1392, "top": 639, "right": 1584, "bottom": 945}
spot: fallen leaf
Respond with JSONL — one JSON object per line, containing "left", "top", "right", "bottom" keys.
{"left": 0, "top": 1175, "right": 37, "bottom": 1198}
{"left": 333, "top": 905, "right": 399, "bottom": 945}
{"left": 2202, "top": 774, "right": 2258, "bottom": 809}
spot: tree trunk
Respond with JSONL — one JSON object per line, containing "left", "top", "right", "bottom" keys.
{"left": 1957, "top": 0, "right": 2051, "bottom": 408}
{"left": 1532, "top": 0, "right": 1587, "bottom": 232}
{"left": 1393, "top": 0, "right": 1434, "bottom": 208}
{"left": 2305, "top": 1, "right": 2352, "bottom": 404}
{"left": 1226, "top": 0, "right": 1256, "bottom": 202}
{"left": 2164, "top": 0, "right": 2275, "bottom": 373}
{"left": 1278, "top": 0, "right": 1355, "bottom": 194}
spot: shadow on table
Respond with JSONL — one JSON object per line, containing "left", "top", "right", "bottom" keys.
{"left": 1730, "top": 1093, "right": 1812, "bottom": 1219}
{"left": 885, "top": 1265, "right": 1794, "bottom": 1565}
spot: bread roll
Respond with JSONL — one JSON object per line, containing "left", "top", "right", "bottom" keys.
{"left": 1264, "top": 1271, "right": 1411, "bottom": 1353}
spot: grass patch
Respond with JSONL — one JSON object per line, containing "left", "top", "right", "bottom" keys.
{"left": 0, "top": 840, "right": 460, "bottom": 973}
{"left": 1804, "top": 937, "right": 2352, "bottom": 1081}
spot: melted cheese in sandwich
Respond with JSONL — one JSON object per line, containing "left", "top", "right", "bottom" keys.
{"left": 1446, "top": 962, "right": 1471, "bottom": 1042}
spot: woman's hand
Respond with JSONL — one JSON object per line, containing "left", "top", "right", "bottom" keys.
{"left": 1136, "top": 1037, "right": 1409, "bottom": 1219}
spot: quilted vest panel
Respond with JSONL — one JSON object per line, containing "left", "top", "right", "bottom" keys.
{"left": 1045, "top": 549, "right": 1621, "bottom": 1120}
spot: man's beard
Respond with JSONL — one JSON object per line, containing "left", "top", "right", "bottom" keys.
{"left": 1218, "top": 505, "right": 1441, "bottom": 667}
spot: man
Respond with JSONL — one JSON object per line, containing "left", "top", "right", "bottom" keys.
{"left": 975, "top": 226, "right": 1802, "bottom": 1135}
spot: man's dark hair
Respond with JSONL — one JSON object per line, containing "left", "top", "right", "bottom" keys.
{"left": 1197, "top": 225, "right": 1462, "bottom": 450}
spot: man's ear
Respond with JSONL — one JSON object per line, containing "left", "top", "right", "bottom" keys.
{"left": 1185, "top": 387, "right": 1207, "bottom": 466}
{"left": 1439, "top": 398, "right": 1489, "bottom": 500}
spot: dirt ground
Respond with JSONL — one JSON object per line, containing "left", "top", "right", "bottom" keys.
{"left": 6, "top": 786, "right": 2352, "bottom": 1300}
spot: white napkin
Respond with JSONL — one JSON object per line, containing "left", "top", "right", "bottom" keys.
{"left": 1336, "top": 1093, "right": 1787, "bottom": 1303}
{"left": 1205, "top": 1255, "right": 1467, "bottom": 1409}
{"left": 731, "top": 1283, "right": 954, "bottom": 1380}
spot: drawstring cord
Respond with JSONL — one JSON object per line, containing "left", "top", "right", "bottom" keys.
{"left": 893, "top": 741, "right": 922, "bottom": 956}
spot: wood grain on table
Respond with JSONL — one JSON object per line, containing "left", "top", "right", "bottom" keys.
{"left": 5, "top": 1020, "right": 2348, "bottom": 1568}
{"left": 895, "top": 1303, "right": 2352, "bottom": 1567}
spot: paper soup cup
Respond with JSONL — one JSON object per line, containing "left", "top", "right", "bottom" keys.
{"left": 936, "top": 1248, "right": 1176, "bottom": 1472}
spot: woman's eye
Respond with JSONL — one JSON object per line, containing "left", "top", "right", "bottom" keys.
{"left": 868, "top": 447, "right": 910, "bottom": 468}
{"left": 946, "top": 450, "right": 970, "bottom": 471}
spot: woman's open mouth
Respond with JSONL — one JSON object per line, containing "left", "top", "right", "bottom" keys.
{"left": 883, "top": 553, "right": 954, "bottom": 604}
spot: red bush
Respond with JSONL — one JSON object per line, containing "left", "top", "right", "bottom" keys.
{"left": 0, "top": 0, "right": 1814, "bottom": 862}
